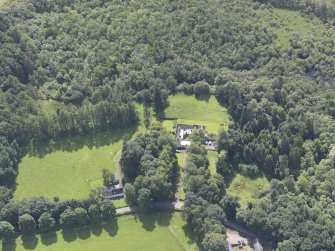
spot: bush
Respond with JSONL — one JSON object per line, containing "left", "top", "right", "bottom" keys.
{"left": 239, "top": 164, "right": 260, "bottom": 177}
{"left": 193, "top": 81, "right": 210, "bottom": 97}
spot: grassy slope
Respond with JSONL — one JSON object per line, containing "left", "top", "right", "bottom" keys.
{"left": 161, "top": 94, "right": 230, "bottom": 134}
{"left": 15, "top": 130, "right": 128, "bottom": 200}
{"left": 257, "top": 8, "right": 325, "bottom": 48}
{"left": 226, "top": 174, "right": 270, "bottom": 208}
{"left": 14, "top": 103, "right": 145, "bottom": 200}
{"left": 2, "top": 213, "right": 198, "bottom": 251}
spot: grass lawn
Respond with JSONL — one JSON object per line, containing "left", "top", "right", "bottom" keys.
{"left": 176, "top": 153, "right": 184, "bottom": 169}
{"left": 226, "top": 174, "right": 270, "bottom": 208}
{"left": 2, "top": 212, "right": 199, "bottom": 251}
{"left": 176, "top": 152, "right": 186, "bottom": 201}
{"left": 160, "top": 94, "right": 230, "bottom": 134}
{"left": 113, "top": 198, "right": 127, "bottom": 208}
{"left": 14, "top": 128, "right": 136, "bottom": 200}
{"left": 257, "top": 7, "right": 325, "bottom": 48}
{"left": 14, "top": 103, "right": 146, "bottom": 200}
{"left": 207, "top": 150, "right": 218, "bottom": 175}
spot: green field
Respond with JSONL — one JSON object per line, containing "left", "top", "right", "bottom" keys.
{"left": 14, "top": 129, "right": 136, "bottom": 200}
{"left": 207, "top": 150, "right": 218, "bottom": 175}
{"left": 160, "top": 94, "right": 230, "bottom": 134}
{"left": 257, "top": 7, "right": 325, "bottom": 48}
{"left": 2, "top": 212, "right": 199, "bottom": 251}
{"left": 226, "top": 174, "right": 270, "bottom": 208}
{"left": 14, "top": 104, "right": 146, "bottom": 200}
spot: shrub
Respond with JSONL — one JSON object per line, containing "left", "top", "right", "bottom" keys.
{"left": 239, "top": 164, "right": 260, "bottom": 177}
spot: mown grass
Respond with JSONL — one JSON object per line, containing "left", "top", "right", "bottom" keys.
{"left": 2, "top": 212, "right": 199, "bottom": 251}
{"left": 160, "top": 94, "right": 230, "bottom": 134}
{"left": 207, "top": 150, "right": 218, "bottom": 175}
{"left": 176, "top": 153, "right": 184, "bottom": 168}
{"left": 15, "top": 130, "right": 130, "bottom": 200}
{"left": 176, "top": 152, "right": 186, "bottom": 201}
{"left": 14, "top": 103, "right": 146, "bottom": 200}
{"left": 257, "top": 7, "right": 325, "bottom": 48}
{"left": 226, "top": 174, "right": 270, "bottom": 208}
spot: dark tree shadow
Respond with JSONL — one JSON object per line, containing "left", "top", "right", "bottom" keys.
{"left": 182, "top": 224, "right": 202, "bottom": 248}
{"left": 77, "top": 226, "right": 91, "bottom": 240}
{"left": 2, "top": 240, "right": 16, "bottom": 251}
{"left": 156, "top": 210, "right": 173, "bottom": 227}
{"left": 41, "top": 232, "right": 57, "bottom": 246}
{"left": 223, "top": 172, "right": 236, "bottom": 188}
{"left": 138, "top": 212, "right": 157, "bottom": 232}
{"left": 91, "top": 224, "right": 103, "bottom": 236}
{"left": 25, "top": 126, "right": 140, "bottom": 158}
{"left": 102, "top": 220, "right": 119, "bottom": 236}
{"left": 21, "top": 235, "right": 38, "bottom": 250}
{"left": 61, "top": 229, "right": 77, "bottom": 242}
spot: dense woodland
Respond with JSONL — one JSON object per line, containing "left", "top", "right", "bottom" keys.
{"left": 0, "top": 0, "right": 335, "bottom": 250}
{"left": 121, "top": 123, "right": 179, "bottom": 211}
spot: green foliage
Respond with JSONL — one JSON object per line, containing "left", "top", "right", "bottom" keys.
{"left": 60, "top": 209, "right": 76, "bottom": 229}
{"left": 137, "top": 188, "right": 153, "bottom": 213}
{"left": 0, "top": 221, "right": 15, "bottom": 240}
{"left": 74, "top": 208, "right": 89, "bottom": 226}
{"left": 219, "top": 196, "right": 240, "bottom": 220}
{"left": 100, "top": 200, "right": 116, "bottom": 222}
{"left": 0, "top": 0, "right": 335, "bottom": 248}
{"left": 121, "top": 126, "right": 179, "bottom": 203}
{"left": 123, "top": 183, "right": 136, "bottom": 206}
{"left": 18, "top": 213, "right": 36, "bottom": 234}
{"left": 102, "top": 169, "right": 115, "bottom": 187}
{"left": 193, "top": 81, "right": 210, "bottom": 98}
{"left": 88, "top": 205, "right": 101, "bottom": 224}
{"left": 202, "top": 232, "right": 227, "bottom": 251}
{"left": 38, "top": 212, "right": 55, "bottom": 233}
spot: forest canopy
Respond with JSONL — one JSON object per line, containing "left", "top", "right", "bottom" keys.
{"left": 0, "top": 0, "right": 335, "bottom": 250}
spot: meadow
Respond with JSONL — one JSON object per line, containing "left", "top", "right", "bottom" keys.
{"left": 15, "top": 129, "right": 132, "bottom": 200}
{"left": 207, "top": 150, "right": 218, "bottom": 175}
{"left": 257, "top": 7, "right": 325, "bottom": 48}
{"left": 226, "top": 174, "right": 270, "bottom": 208}
{"left": 14, "top": 103, "right": 145, "bottom": 200}
{"left": 2, "top": 212, "right": 198, "bottom": 251}
{"left": 160, "top": 94, "right": 230, "bottom": 134}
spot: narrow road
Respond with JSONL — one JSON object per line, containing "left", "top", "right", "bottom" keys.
{"left": 116, "top": 200, "right": 184, "bottom": 215}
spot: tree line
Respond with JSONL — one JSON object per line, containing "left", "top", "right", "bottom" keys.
{"left": 255, "top": 0, "right": 335, "bottom": 22}
{"left": 0, "top": 191, "right": 116, "bottom": 240}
